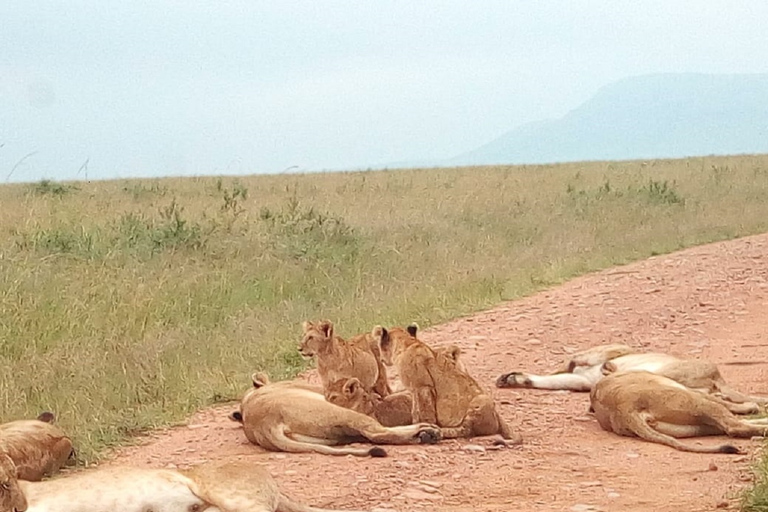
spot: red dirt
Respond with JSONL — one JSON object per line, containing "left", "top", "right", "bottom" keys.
{"left": 105, "top": 233, "right": 768, "bottom": 512}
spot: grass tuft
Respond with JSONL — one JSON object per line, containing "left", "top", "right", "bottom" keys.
{"left": 743, "top": 443, "right": 768, "bottom": 511}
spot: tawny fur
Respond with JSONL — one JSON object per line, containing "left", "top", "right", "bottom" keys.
{"left": 231, "top": 372, "right": 441, "bottom": 457}
{"left": 590, "top": 371, "right": 768, "bottom": 453}
{"left": 0, "top": 413, "right": 74, "bottom": 482}
{"left": 299, "top": 320, "right": 391, "bottom": 397}
{"left": 324, "top": 344, "right": 470, "bottom": 427}
{"left": 0, "top": 455, "right": 368, "bottom": 512}
{"left": 496, "top": 343, "right": 766, "bottom": 410}
{"left": 376, "top": 325, "right": 521, "bottom": 443}
{"left": 325, "top": 378, "right": 414, "bottom": 427}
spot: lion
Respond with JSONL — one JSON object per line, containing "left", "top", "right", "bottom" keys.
{"left": 299, "top": 320, "right": 391, "bottom": 397}
{"left": 247, "top": 371, "right": 324, "bottom": 394}
{"left": 496, "top": 343, "right": 766, "bottom": 410}
{"left": 229, "top": 372, "right": 441, "bottom": 457}
{"left": 324, "top": 344, "right": 469, "bottom": 427}
{"left": 0, "top": 455, "right": 369, "bottom": 512}
{"left": 0, "top": 412, "right": 74, "bottom": 482}
{"left": 375, "top": 324, "right": 521, "bottom": 443}
{"left": 324, "top": 378, "right": 414, "bottom": 427}
{"left": 590, "top": 370, "right": 768, "bottom": 453}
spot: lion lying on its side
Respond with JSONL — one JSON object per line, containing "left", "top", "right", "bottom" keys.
{"left": 0, "top": 412, "right": 74, "bottom": 481}
{"left": 375, "top": 325, "right": 521, "bottom": 443}
{"left": 496, "top": 343, "right": 766, "bottom": 412}
{"left": 0, "top": 455, "right": 368, "bottom": 512}
{"left": 590, "top": 370, "right": 768, "bottom": 453}
{"left": 230, "top": 372, "right": 441, "bottom": 457}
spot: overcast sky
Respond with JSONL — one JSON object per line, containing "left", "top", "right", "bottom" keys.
{"left": 2, "top": 1, "right": 768, "bottom": 182}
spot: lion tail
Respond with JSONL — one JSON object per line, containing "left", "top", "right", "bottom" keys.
{"left": 266, "top": 424, "right": 387, "bottom": 458}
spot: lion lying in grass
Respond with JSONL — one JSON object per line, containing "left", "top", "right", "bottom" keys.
{"left": 496, "top": 343, "right": 766, "bottom": 411}
{"left": 376, "top": 324, "right": 521, "bottom": 443}
{"left": 590, "top": 370, "right": 768, "bottom": 453}
{"left": 0, "top": 412, "right": 74, "bottom": 481}
{"left": 299, "top": 320, "right": 391, "bottom": 397}
{"left": 230, "top": 372, "right": 441, "bottom": 457}
{"left": 0, "top": 454, "right": 368, "bottom": 512}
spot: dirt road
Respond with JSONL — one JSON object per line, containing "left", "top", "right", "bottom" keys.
{"left": 107, "top": 233, "right": 768, "bottom": 512}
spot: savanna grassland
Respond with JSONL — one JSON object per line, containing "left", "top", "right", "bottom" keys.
{"left": 2, "top": 153, "right": 768, "bottom": 491}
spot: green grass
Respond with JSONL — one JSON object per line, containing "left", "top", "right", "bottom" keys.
{"left": 2, "top": 155, "right": 768, "bottom": 475}
{"left": 743, "top": 442, "right": 768, "bottom": 511}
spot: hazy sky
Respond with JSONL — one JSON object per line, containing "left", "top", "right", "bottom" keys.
{"left": 2, "top": 1, "right": 768, "bottom": 182}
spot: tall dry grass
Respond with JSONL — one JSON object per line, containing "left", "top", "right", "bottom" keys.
{"left": 2, "top": 155, "right": 768, "bottom": 463}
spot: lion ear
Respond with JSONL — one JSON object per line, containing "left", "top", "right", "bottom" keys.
{"left": 301, "top": 321, "right": 313, "bottom": 333}
{"left": 406, "top": 323, "right": 419, "bottom": 337}
{"left": 318, "top": 320, "right": 334, "bottom": 338}
{"left": 343, "top": 378, "right": 361, "bottom": 396}
{"left": 444, "top": 345, "right": 461, "bottom": 362}
{"left": 372, "top": 325, "right": 389, "bottom": 349}
{"left": 251, "top": 372, "right": 270, "bottom": 388}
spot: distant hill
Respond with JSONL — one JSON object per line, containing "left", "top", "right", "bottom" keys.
{"left": 450, "top": 73, "right": 768, "bottom": 166}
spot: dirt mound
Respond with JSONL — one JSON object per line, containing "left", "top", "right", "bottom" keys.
{"left": 106, "top": 233, "right": 768, "bottom": 511}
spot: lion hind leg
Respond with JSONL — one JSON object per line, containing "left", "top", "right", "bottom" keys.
{"left": 651, "top": 421, "right": 721, "bottom": 438}
{"left": 721, "top": 400, "right": 759, "bottom": 415}
{"left": 624, "top": 413, "right": 740, "bottom": 454}
{"left": 716, "top": 418, "right": 768, "bottom": 438}
{"left": 715, "top": 383, "right": 768, "bottom": 405}
{"left": 693, "top": 399, "right": 768, "bottom": 438}
{"left": 692, "top": 390, "right": 760, "bottom": 415}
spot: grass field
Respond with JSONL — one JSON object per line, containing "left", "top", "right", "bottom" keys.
{"left": 745, "top": 452, "right": 768, "bottom": 512}
{"left": 2, "top": 154, "right": 768, "bottom": 498}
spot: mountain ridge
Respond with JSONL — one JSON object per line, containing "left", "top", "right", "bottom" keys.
{"left": 449, "top": 72, "right": 768, "bottom": 166}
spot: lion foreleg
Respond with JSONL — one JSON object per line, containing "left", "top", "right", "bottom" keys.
{"left": 411, "top": 386, "right": 438, "bottom": 424}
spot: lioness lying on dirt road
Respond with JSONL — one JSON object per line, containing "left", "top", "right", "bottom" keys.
{"left": 0, "top": 454, "right": 368, "bottom": 512}
{"left": 300, "top": 320, "right": 391, "bottom": 397}
{"left": 590, "top": 370, "right": 768, "bottom": 453}
{"left": 496, "top": 343, "right": 766, "bottom": 410}
{"left": 0, "top": 412, "right": 74, "bottom": 482}
{"left": 376, "top": 324, "right": 521, "bottom": 443}
{"left": 229, "top": 372, "right": 441, "bottom": 457}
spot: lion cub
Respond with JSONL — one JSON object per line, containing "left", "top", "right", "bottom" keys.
{"left": 375, "top": 325, "right": 521, "bottom": 443}
{"left": 300, "top": 320, "right": 392, "bottom": 397}
{"left": 325, "top": 377, "right": 414, "bottom": 427}
{"left": 0, "top": 412, "right": 74, "bottom": 481}
{"left": 590, "top": 370, "right": 768, "bottom": 453}
{"left": 325, "top": 344, "right": 468, "bottom": 427}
